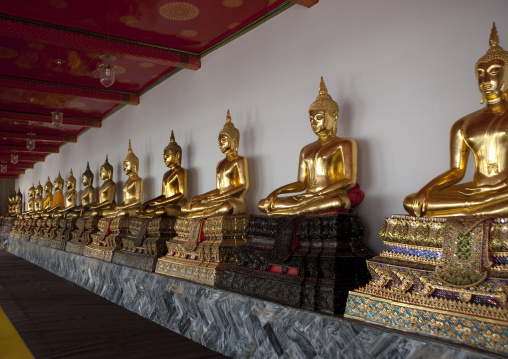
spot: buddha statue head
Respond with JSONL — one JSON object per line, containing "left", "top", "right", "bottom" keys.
{"left": 475, "top": 23, "right": 508, "bottom": 104}
{"left": 100, "top": 155, "right": 113, "bottom": 181}
{"left": 44, "top": 176, "right": 53, "bottom": 194}
{"left": 28, "top": 183, "right": 35, "bottom": 198}
{"left": 219, "top": 110, "right": 240, "bottom": 155}
{"left": 163, "top": 130, "right": 182, "bottom": 168}
{"left": 309, "top": 76, "right": 339, "bottom": 136}
{"left": 53, "top": 172, "right": 64, "bottom": 191}
{"left": 67, "top": 168, "right": 77, "bottom": 190}
{"left": 82, "top": 161, "right": 94, "bottom": 186}
{"left": 36, "top": 181, "right": 43, "bottom": 197}
{"left": 123, "top": 139, "right": 139, "bottom": 176}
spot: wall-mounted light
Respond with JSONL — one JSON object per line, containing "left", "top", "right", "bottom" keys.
{"left": 0, "top": 162, "right": 7, "bottom": 173}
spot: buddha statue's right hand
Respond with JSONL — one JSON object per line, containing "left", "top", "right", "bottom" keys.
{"left": 412, "top": 188, "right": 430, "bottom": 217}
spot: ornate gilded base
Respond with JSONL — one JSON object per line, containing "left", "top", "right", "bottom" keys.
{"left": 111, "top": 217, "right": 175, "bottom": 272}
{"left": 50, "top": 218, "right": 78, "bottom": 250}
{"left": 155, "top": 215, "right": 249, "bottom": 286}
{"left": 64, "top": 241, "right": 86, "bottom": 256}
{"left": 345, "top": 215, "right": 508, "bottom": 355}
{"left": 84, "top": 217, "right": 129, "bottom": 262}
{"left": 37, "top": 236, "right": 51, "bottom": 247}
{"left": 218, "top": 213, "right": 372, "bottom": 314}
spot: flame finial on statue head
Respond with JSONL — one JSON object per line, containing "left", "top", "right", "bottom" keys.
{"left": 83, "top": 161, "right": 94, "bottom": 181}
{"left": 101, "top": 155, "right": 113, "bottom": 176}
{"left": 124, "top": 139, "right": 139, "bottom": 171}
{"left": 476, "top": 22, "right": 508, "bottom": 72}
{"left": 68, "top": 168, "right": 76, "bottom": 186}
{"left": 219, "top": 109, "right": 240, "bottom": 143}
{"left": 164, "top": 130, "right": 182, "bottom": 160}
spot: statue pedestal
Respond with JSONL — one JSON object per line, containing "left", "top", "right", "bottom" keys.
{"left": 10, "top": 218, "right": 23, "bottom": 239}
{"left": 84, "top": 217, "right": 129, "bottom": 261}
{"left": 50, "top": 217, "right": 78, "bottom": 250}
{"left": 38, "top": 217, "right": 56, "bottom": 247}
{"left": 29, "top": 218, "right": 44, "bottom": 244}
{"left": 65, "top": 217, "right": 100, "bottom": 255}
{"left": 111, "top": 217, "right": 175, "bottom": 272}
{"left": 218, "top": 213, "right": 371, "bottom": 314}
{"left": 20, "top": 218, "right": 34, "bottom": 241}
{"left": 155, "top": 215, "right": 250, "bottom": 286}
{"left": 345, "top": 215, "right": 508, "bottom": 355}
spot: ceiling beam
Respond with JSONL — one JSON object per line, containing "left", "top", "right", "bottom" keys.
{"left": 0, "top": 76, "right": 140, "bottom": 106}
{"left": 0, "top": 155, "right": 45, "bottom": 163}
{"left": 0, "top": 145, "right": 59, "bottom": 154}
{"left": 0, "top": 131, "right": 76, "bottom": 144}
{"left": 0, "top": 168, "right": 25, "bottom": 175}
{"left": 0, "top": 111, "right": 101, "bottom": 128}
{"left": 0, "top": 16, "right": 200, "bottom": 70}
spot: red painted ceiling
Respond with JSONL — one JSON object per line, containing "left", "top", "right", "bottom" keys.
{"left": 0, "top": 0, "right": 317, "bottom": 178}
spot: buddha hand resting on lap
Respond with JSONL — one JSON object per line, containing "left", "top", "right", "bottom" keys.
{"left": 181, "top": 110, "right": 249, "bottom": 218}
{"left": 258, "top": 76, "right": 362, "bottom": 216}
{"left": 138, "top": 131, "right": 187, "bottom": 218}
{"left": 404, "top": 23, "right": 508, "bottom": 217}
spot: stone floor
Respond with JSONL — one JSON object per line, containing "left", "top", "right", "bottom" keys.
{"left": 6, "top": 237, "right": 504, "bottom": 359}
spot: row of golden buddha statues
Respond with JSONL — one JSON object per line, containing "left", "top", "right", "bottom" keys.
{"left": 3, "top": 23, "right": 508, "bottom": 355}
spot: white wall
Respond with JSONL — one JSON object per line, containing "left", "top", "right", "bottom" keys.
{"left": 16, "top": 0, "right": 508, "bottom": 253}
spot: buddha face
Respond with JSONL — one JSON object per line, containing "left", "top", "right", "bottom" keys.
{"left": 477, "top": 59, "right": 506, "bottom": 100}
{"left": 219, "top": 134, "right": 236, "bottom": 154}
{"left": 123, "top": 160, "right": 133, "bottom": 176}
{"left": 67, "top": 179, "right": 75, "bottom": 190}
{"left": 44, "top": 184, "right": 51, "bottom": 194}
{"left": 53, "top": 180, "right": 61, "bottom": 191}
{"left": 100, "top": 166, "right": 112, "bottom": 181}
{"left": 309, "top": 109, "right": 335, "bottom": 136}
{"left": 82, "top": 174, "right": 91, "bottom": 186}
{"left": 28, "top": 188, "right": 34, "bottom": 198}
{"left": 164, "top": 150, "right": 179, "bottom": 168}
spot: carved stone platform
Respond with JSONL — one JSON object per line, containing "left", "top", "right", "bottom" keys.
{"left": 345, "top": 215, "right": 508, "bottom": 355}
{"left": 156, "top": 215, "right": 250, "bottom": 286}
{"left": 65, "top": 217, "right": 100, "bottom": 256}
{"left": 111, "top": 217, "right": 175, "bottom": 272}
{"left": 84, "top": 217, "right": 128, "bottom": 261}
{"left": 218, "top": 213, "right": 372, "bottom": 315}
{"left": 5, "top": 235, "right": 497, "bottom": 359}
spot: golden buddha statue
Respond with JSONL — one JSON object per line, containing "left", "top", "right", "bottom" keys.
{"left": 26, "top": 183, "right": 36, "bottom": 214}
{"left": 100, "top": 140, "right": 143, "bottom": 217}
{"left": 80, "top": 162, "right": 96, "bottom": 208}
{"left": 404, "top": 23, "right": 508, "bottom": 217}
{"left": 14, "top": 188, "right": 22, "bottom": 215}
{"left": 47, "top": 172, "right": 65, "bottom": 213}
{"left": 59, "top": 169, "right": 78, "bottom": 215}
{"left": 138, "top": 131, "right": 187, "bottom": 218}
{"left": 258, "top": 77, "right": 359, "bottom": 216}
{"left": 34, "top": 182, "right": 44, "bottom": 213}
{"left": 87, "top": 156, "right": 116, "bottom": 216}
{"left": 181, "top": 110, "right": 249, "bottom": 218}
{"left": 42, "top": 176, "right": 53, "bottom": 211}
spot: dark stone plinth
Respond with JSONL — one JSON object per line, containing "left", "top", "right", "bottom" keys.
{"left": 112, "top": 217, "right": 175, "bottom": 272}
{"left": 219, "top": 213, "right": 372, "bottom": 314}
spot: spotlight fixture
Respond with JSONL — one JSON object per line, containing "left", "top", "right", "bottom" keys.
{"left": 0, "top": 162, "right": 7, "bottom": 173}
